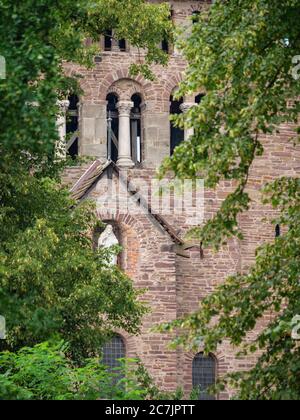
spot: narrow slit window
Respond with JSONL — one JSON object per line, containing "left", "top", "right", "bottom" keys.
{"left": 119, "top": 39, "right": 126, "bottom": 52}
{"left": 131, "top": 93, "right": 142, "bottom": 164}
{"left": 170, "top": 95, "right": 184, "bottom": 155}
{"left": 106, "top": 93, "right": 119, "bottom": 162}
{"left": 66, "top": 94, "right": 79, "bottom": 159}
{"left": 192, "top": 11, "right": 200, "bottom": 24}
{"left": 161, "top": 39, "right": 169, "bottom": 53}
{"left": 105, "top": 30, "right": 113, "bottom": 51}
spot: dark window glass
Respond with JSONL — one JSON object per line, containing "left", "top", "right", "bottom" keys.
{"left": 107, "top": 93, "right": 118, "bottom": 113}
{"left": 119, "top": 39, "right": 126, "bottom": 52}
{"left": 170, "top": 96, "right": 184, "bottom": 155}
{"left": 102, "top": 335, "right": 126, "bottom": 385}
{"left": 162, "top": 39, "right": 169, "bottom": 53}
{"left": 105, "top": 30, "right": 113, "bottom": 51}
{"left": 66, "top": 95, "right": 79, "bottom": 159}
{"left": 131, "top": 94, "right": 142, "bottom": 164}
{"left": 192, "top": 353, "right": 216, "bottom": 400}
{"left": 68, "top": 138, "right": 78, "bottom": 159}
{"left": 192, "top": 11, "right": 200, "bottom": 24}
{"left": 195, "top": 93, "right": 205, "bottom": 104}
{"left": 107, "top": 93, "right": 119, "bottom": 162}
{"left": 66, "top": 95, "right": 79, "bottom": 133}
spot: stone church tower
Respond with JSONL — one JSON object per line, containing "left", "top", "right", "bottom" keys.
{"left": 61, "top": 0, "right": 300, "bottom": 399}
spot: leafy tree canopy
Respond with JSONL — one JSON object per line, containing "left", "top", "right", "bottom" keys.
{"left": 0, "top": 340, "right": 184, "bottom": 400}
{"left": 0, "top": 0, "right": 172, "bottom": 363}
{"left": 0, "top": 1, "right": 173, "bottom": 397}
{"left": 159, "top": 0, "right": 300, "bottom": 400}
{"left": 0, "top": 164, "right": 147, "bottom": 361}
{"left": 0, "top": 0, "right": 172, "bottom": 156}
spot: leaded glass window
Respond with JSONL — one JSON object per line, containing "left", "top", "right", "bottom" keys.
{"left": 192, "top": 353, "right": 216, "bottom": 400}
{"left": 102, "top": 335, "right": 126, "bottom": 385}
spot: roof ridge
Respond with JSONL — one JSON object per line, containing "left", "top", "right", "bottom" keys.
{"left": 69, "top": 160, "right": 186, "bottom": 247}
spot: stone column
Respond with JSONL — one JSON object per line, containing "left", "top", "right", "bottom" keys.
{"left": 116, "top": 101, "right": 134, "bottom": 168}
{"left": 180, "top": 102, "right": 195, "bottom": 141}
{"left": 56, "top": 99, "right": 69, "bottom": 159}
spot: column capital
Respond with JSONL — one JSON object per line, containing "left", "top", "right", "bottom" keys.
{"left": 180, "top": 102, "right": 196, "bottom": 114}
{"left": 116, "top": 101, "right": 134, "bottom": 116}
{"left": 111, "top": 37, "right": 121, "bottom": 52}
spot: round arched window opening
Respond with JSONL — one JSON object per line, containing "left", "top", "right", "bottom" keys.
{"left": 102, "top": 335, "right": 126, "bottom": 386}
{"left": 195, "top": 93, "right": 205, "bottom": 104}
{"left": 131, "top": 94, "right": 142, "bottom": 164}
{"left": 94, "top": 221, "right": 122, "bottom": 267}
{"left": 170, "top": 95, "right": 184, "bottom": 156}
{"left": 106, "top": 93, "right": 119, "bottom": 162}
{"left": 192, "top": 353, "right": 217, "bottom": 400}
{"left": 66, "top": 94, "right": 79, "bottom": 159}
{"left": 192, "top": 10, "right": 201, "bottom": 24}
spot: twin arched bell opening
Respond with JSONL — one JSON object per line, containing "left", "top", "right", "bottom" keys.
{"left": 58, "top": 88, "right": 206, "bottom": 165}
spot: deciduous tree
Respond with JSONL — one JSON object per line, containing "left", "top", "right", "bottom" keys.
{"left": 160, "top": 0, "right": 300, "bottom": 400}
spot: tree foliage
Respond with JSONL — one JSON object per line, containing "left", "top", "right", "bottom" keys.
{"left": 159, "top": 0, "right": 300, "bottom": 400}
{"left": 0, "top": 0, "right": 172, "bottom": 156}
{"left": 0, "top": 340, "right": 184, "bottom": 400}
{"left": 0, "top": 341, "right": 112, "bottom": 400}
{"left": 0, "top": 338, "right": 192, "bottom": 401}
{"left": 0, "top": 162, "right": 147, "bottom": 361}
{"left": 0, "top": 1, "right": 174, "bottom": 398}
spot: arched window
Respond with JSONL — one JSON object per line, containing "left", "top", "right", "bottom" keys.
{"left": 161, "top": 39, "right": 169, "bottom": 54}
{"left": 161, "top": 9, "right": 173, "bottom": 54}
{"left": 192, "top": 353, "right": 216, "bottom": 400}
{"left": 104, "top": 30, "right": 113, "bottom": 51}
{"left": 102, "top": 335, "right": 126, "bottom": 384}
{"left": 66, "top": 94, "right": 79, "bottom": 159}
{"left": 104, "top": 30, "right": 127, "bottom": 52}
{"left": 192, "top": 10, "right": 200, "bottom": 24}
{"left": 118, "top": 38, "right": 127, "bottom": 52}
{"left": 275, "top": 224, "right": 281, "bottom": 238}
{"left": 170, "top": 95, "right": 184, "bottom": 155}
{"left": 195, "top": 93, "right": 205, "bottom": 104}
{"left": 96, "top": 221, "right": 122, "bottom": 266}
{"left": 107, "top": 93, "right": 119, "bottom": 162}
{"left": 131, "top": 94, "right": 142, "bottom": 164}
